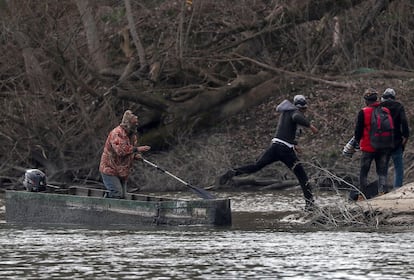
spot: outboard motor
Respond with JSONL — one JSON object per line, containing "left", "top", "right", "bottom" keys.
{"left": 23, "top": 169, "right": 47, "bottom": 192}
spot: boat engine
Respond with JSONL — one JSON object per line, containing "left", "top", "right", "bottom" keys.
{"left": 23, "top": 169, "right": 47, "bottom": 192}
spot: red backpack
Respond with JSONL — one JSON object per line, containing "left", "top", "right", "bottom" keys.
{"left": 370, "top": 105, "right": 395, "bottom": 149}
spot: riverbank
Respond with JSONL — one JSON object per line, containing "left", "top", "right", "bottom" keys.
{"left": 300, "top": 183, "right": 414, "bottom": 229}
{"left": 138, "top": 76, "right": 414, "bottom": 195}
{"left": 357, "top": 182, "right": 414, "bottom": 225}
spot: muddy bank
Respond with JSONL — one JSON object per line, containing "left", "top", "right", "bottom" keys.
{"left": 356, "top": 183, "right": 414, "bottom": 226}
{"left": 301, "top": 183, "right": 414, "bottom": 229}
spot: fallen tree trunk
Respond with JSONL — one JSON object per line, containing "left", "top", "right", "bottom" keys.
{"left": 137, "top": 72, "right": 301, "bottom": 149}
{"left": 230, "top": 176, "right": 298, "bottom": 191}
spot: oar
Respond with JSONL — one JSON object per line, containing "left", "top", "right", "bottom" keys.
{"left": 142, "top": 158, "right": 216, "bottom": 200}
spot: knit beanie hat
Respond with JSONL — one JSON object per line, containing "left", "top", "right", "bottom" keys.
{"left": 293, "top": 95, "right": 307, "bottom": 109}
{"left": 382, "top": 88, "right": 396, "bottom": 100}
{"left": 363, "top": 88, "right": 378, "bottom": 101}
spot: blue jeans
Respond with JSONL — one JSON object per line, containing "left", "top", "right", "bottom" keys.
{"left": 101, "top": 173, "right": 127, "bottom": 198}
{"left": 388, "top": 146, "right": 404, "bottom": 188}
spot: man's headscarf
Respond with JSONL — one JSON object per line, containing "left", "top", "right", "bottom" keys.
{"left": 120, "top": 110, "right": 138, "bottom": 134}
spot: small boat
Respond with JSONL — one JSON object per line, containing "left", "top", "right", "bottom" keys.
{"left": 5, "top": 186, "right": 232, "bottom": 227}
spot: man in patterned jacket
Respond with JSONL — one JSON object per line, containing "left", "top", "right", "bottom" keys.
{"left": 99, "top": 110, "right": 151, "bottom": 198}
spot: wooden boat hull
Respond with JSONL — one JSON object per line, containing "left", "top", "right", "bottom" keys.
{"left": 5, "top": 187, "right": 232, "bottom": 227}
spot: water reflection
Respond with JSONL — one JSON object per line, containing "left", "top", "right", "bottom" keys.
{"left": 0, "top": 189, "right": 414, "bottom": 279}
{"left": 1, "top": 226, "right": 413, "bottom": 279}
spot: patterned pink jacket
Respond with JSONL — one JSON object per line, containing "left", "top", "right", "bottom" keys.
{"left": 99, "top": 125, "right": 138, "bottom": 179}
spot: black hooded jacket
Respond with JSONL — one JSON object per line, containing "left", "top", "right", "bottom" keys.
{"left": 274, "top": 99, "right": 311, "bottom": 145}
{"left": 381, "top": 99, "right": 410, "bottom": 147}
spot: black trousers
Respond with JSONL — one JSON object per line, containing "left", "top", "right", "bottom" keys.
{"left": 359, "top": 150, "right": 391, "bottom": 193}
{"left": 233, "top": 143, "right": 313, "bottom": 202}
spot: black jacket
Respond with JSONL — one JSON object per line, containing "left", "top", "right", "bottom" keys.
{"left": 381, "top": 99, "right": 410, "bottom": 148}
{"left": 274, "top": 100, "right": 311, "bottom": 145}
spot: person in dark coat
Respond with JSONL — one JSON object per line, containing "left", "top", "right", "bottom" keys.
{"left": 381, "top": 88, "right": 410, "bottom": 189}
{"left": 217, "top": 95, "right": 319, "bottom": 211}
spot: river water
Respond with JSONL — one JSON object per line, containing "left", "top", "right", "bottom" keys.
{"left": 1, "top": 189, "right": 414, "bottom": 280}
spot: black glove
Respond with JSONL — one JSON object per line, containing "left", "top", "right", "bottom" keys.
{"left": 354, "top": 142, "right": 360, "bottom": 150}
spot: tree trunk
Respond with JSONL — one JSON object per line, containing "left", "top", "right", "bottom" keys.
{"left": 74, "top": 0, "right": 107, "bottom": 72}
{"left": 21, "top": 48, "right": 52, "bottom": 94}
{"left": 124, "top": 0, "right": 147, "bottom": 70}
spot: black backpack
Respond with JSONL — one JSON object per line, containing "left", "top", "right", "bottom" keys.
{"left": 370, "top": 105, "right": 395, "bottom": 149}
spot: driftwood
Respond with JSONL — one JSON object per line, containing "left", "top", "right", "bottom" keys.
{"left": 306, "top": 183, "right": 414, "bottom": 229}
{"left": 212, "top": 175, "right": 298, "bottom": 191}
{"left": 260, "top": 180, "right": 299, "bottom": 191}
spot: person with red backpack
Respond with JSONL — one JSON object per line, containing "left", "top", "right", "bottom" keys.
{"left": 352, "top": 89, "right": 392, "bottom": 200}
